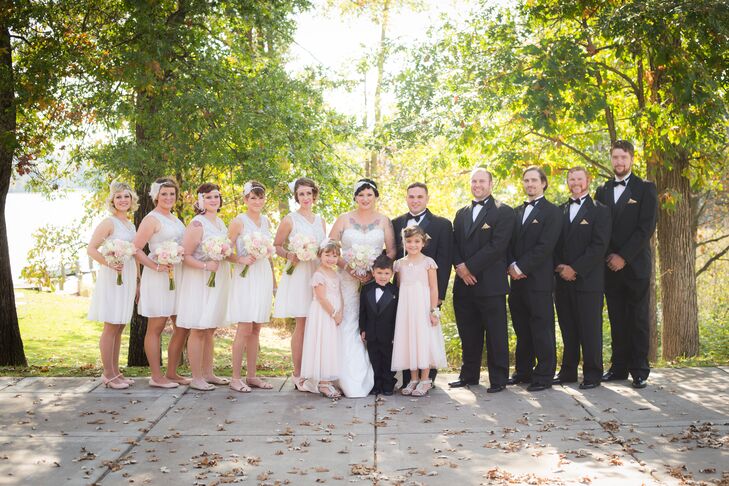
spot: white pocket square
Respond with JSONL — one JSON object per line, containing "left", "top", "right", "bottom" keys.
{"left": 481, "top": 223, "right": 491, "bottom": 230}
{"left": 531, "top": 219, "right": 539, "bottom": 224}
{"left": 628, "top": 198, "right": 638, "bottom": 204}
{"left": 579, "top": 219, "right": 589, "bottom": 225}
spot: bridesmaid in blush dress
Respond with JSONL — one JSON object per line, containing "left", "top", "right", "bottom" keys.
{"left": 273, "top": 177, "right": 326, "bottom": 391}
{"left": 226, "top": 181, "right": 275, "bottom": 393}
{"left": 87, "top": 182, "right": 139, "bottom": 390}
{"left": 135, "top": 177, "right": 189, "bottom": 388}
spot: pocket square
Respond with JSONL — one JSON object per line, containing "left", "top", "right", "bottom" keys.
{"left": 481, "top": 223, "right": 491, "bottom": 230}
{"left": 628, "top": 198, "right": 638, "bottom": 204}
{"left": 531, "top": 219, "right": 539, "bottom": 224}
{"left": 579, "top": 219, "right": 589, "bottom": 225}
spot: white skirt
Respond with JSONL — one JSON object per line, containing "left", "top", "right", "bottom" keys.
{"left": 138, "top": 263, "right": 183, "bottom": 318}
{"left": 88, "top": 261, "right": 137, "bottom": 325}
{"left": 226, "top": 259, "right": 273, "bottom": 324}
{"left": 176, "top": 263, "right": 230, "bottom": 329}
{"left": 272, "top": 259, "right": 317, "bottom": 318}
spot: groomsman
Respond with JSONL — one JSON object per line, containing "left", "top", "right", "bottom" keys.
{"left": 595, "top": 140, "right": 657, "bottom": 389}
{"left": 553, "top": 167, "right": 611, "bottom": 389}
{"left": 451, "top": 167, "right": 515, "bottom": 393}
{"left": 393, "top": 182, "right": 453, "bottom": 386}
{"left": 508, "top": 166, "right": 562, "bottom": 392}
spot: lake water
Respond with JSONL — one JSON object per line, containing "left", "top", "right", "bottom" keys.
{"left": 6, "top": 191, "right": 93, "bottom": 287}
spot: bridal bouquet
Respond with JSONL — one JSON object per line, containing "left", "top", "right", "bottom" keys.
{"left": 99, "top": 239, "right": 136, "bottom": 285}
{"left": 152, "top": 240, "right": 185, "bottom": 290}
{"left": 342, "top": 244, "right": 378, "bottom": 278}
{"left": 200, "top": 236, "right": 233, "bottom": 287}
{"left": 284, "top": 233, "right": 319, "bottom": 275}
{"left": 240, "top": 232, "right": 275, "bottom": 277}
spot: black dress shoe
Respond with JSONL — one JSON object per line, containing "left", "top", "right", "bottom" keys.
{"left": 487, "top": 384, "right": 506, "bottom": 393}
{"left": 448, "top": 379, "right": 477, "bottom": 388}
{"left": 632, "top": 377, "right": 647, "bottom": 389}
{"left": 552, "top": 376, "right": 577, "bottom": 385}
{"left": 526, "top": 383, "right": 552, "bottom": 392}
{"left": 507, "top": 376, "right": 530, "bottom": 385}
{"left": 579, "top": 381, "right": 600, "bottom": 390}
{"left": 369, "top": 388, "right": 381, "bottom": 395}
{"left": 602, "top": 370, "right": 628, "bottom": 381}
{"left": 382, "top": 390, "right": 394, "bottom": 396}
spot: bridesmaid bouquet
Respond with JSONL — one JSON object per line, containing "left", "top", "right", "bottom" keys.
{"left": 284, "top": 233, "right": 319, "bottom": 275}
{"left": 200, "top": 236, "right": 233, "bottom": 287}
{"left": 240, "top": 232, "right": 275, "bottom": 277}
{"left": 342, "top": 243, "right": 378, "bottom": 278}
{"left": 99, "top": 239, "right": 136, "bottom": 285}
{"left": 152, "top": 240, "right": 185, "bottom": 290}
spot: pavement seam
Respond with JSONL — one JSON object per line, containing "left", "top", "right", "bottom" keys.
{"left": 565, "top": 386, "right": 666, "bottom": 485}
{"left": 90, "top": 386, "right": 191, "bottom": 484}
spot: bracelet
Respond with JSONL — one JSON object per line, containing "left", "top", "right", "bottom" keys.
{"left": 430, "top": 307, "right": 441, "bottom": 318}
{"left": 330, "top": 310, "right": 337, "bottom": 318}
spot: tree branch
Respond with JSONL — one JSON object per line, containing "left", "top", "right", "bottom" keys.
{"left": 697, "top": 233, "right": 729, "bottom": 247}
{"left": 591, "top": 61, "right": 641, "bottom": 101}
{"left": 529, "top": 130, "right": 612, "bottom": 178}
{"left": 696, "top": 242, "right": 729, "bottom": 277}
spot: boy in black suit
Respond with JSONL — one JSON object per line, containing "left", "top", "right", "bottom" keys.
{"left": 359, "top": 255, "right": 398, "bottom": 395}
{"left": 554, "top": 167, "right": 611, "bottom": 389}
{"left": 392, "top": 182, "right": 453, "bottom": 387}
{"left": 595, "top": 140, "right": 657, "bottom": 389}
{"left": 508, "top": 165, "right": 563, "bottom": 391}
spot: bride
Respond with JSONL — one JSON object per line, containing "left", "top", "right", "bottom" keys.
{"left": 329, "top": 178, "right": 396, "bottom": 397}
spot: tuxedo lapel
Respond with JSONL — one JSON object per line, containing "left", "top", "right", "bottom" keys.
{"left": 367, "top": 287, "right": 378, "bottom": 314}
{"left": 567, "top": 197, "right": 593, "bottom": 236}
{"left": 520, "top": 202, "right": 541, "bottom": 235}
{"left": 614, "top": 180, "right": 633, "bottom": 220}
{"left": 418, "top": 209, "right": 432, "bottom": 233}
{"left": 460, "top": 205, "right": 472, "bottom": 237}
{"left": 466, "top": 198, "right": 493, "bottom": 239}
{"left": 377, "top": 289, "right": 394, "bottom": 314}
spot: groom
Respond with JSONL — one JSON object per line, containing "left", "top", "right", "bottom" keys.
{"left": 392, "top": 182, "right": 453, "bottom": 387}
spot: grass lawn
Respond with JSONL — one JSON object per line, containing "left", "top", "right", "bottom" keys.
{"left": 2, "top": 289, "right": 725, "bottom": 377}
{"left": 6, "top": 290, "right": 294, "bottom": 377}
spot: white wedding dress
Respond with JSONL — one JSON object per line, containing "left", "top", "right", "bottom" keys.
{"left": 337, "top": 227, "right": 379, "bottom": 397}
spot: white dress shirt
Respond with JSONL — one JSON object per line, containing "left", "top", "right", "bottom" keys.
{"left": 407, "top": 210, "right": 426, "bottom": 227}
{"left": 613, "top": 172, "right": 631, "bottom": 203}
{"left": 569, "top": 193, "right": 588, "bottom": 222}
{"left": 375, "top": 288, "right": 383, "bottom": 302}
{"left": 521, "top": 195, "right": 544, "bottom": 224}
{"left": 471, "top": 197, "right": 490, "bottom": 221}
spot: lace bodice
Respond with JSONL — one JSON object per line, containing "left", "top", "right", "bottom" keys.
{"left": 341, "top": 227, "right": 385, "bottom": 254}
{"left": 148, "top": 211, "right": 185, "bottom": 253}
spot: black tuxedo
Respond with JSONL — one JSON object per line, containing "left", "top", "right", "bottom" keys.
{"left": 554, "top": 196, "right": 611, "bottom": 384}
{"left": 452, "top": 197, "right": 515, "bottom": 386}
{"left": 359, "top": 281, "right": 398, "bottom": 393}
{"left": 393, "top": 208, "right": 453, "bottom": 386}
{"left": 508, "top": 197, "right": 562, "bottom": 386}
{"left": 595, "top": 174, "right": 657, "bottom": 381}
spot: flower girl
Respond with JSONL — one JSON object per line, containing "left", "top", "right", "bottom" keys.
{"left": 391, "top": 225, "right": 447, "bottom": 397}
{"left": 300, "top": 240, "right": 344, "bottom": 398}
{"left": 226, "top": 181, "right": 275, "bottom": 393}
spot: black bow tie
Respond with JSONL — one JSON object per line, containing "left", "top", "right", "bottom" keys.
{"left": 524, "top": 200, "right": 537, "bottom": 207}
{"left": 409, "top": 213, "right": 424, "bottom": 223}
{"left": 472, "top": 199, "right": 486, "bottom": 207}
{"left": 570, "top": 198, "right": 583, "bottom": 205}
{"left": 375, "top": 284, "right": 387, "bottom": 291}
{"left": 612, "top": 180, "right": 627, "bottom": 187}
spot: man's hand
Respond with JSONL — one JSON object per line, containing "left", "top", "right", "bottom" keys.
{"left": 559, "top": 265, "right": 577, "bottom": 281}
{"left": 456, "top": 263, "right": 477, "bottom": 285}
{"left": 360, "top": 331, "right": 366, "bottom": 343}
{"left": 606, "top": 253, "right": 626, "bottom": 272}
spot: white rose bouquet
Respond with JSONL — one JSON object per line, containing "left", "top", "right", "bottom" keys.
{"left": 152, "top": 240, "right": 185, "bottom": 290}
{"left": 200, "top": 236, "right": 233, "bottom": 287}
{"left": 284, "top": 233, "right": 319, "bottom": 275}
{"left": 240, "top": 232, "right": 274, "bottom": 277}
{"left": 99, "top": 239, "right": 136, "bottom": 285}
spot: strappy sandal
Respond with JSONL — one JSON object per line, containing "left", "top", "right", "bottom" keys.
{"left": 293, "top": 376, "right": 306, "bottom": 391}
{"left": 203, "top": 375, "right": 230, "bottom": 385}
{"left": 101, "top": 374, "right": 129, "bottom": 390}
{"left": 318, "top": 383, "right": 342, "bottom": 399}
{"left": 189, "top": 379, "right": 216, "bottom": 391}
{"left": 412, "top": 380, "right": 433, "bottom": 397}
{"left": 229, "top": 379, "right": 251, "bottom": 393}
{"left": 118, "top": 375, "right": 134, "bottom": 386}
{"left": 246, "top": 377, "right": 273, "bottom": 389}
{"left": 401, "top": 380, "right": 419, "bottom": 396}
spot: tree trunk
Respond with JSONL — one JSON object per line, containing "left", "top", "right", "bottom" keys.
{"left": 0, "top": 12, "right": 27, "bottom": 366}
{"left": 645, "top": 162, "right": 659, "bottom": 362}
{"left": 368, "top": 0, "right": 390, "bottom": 179}
{"left": 127, "top": 176, "right": 152, "bottom": 366}
{"left": 656, "top": 153, "right": 699, "bottom": 358}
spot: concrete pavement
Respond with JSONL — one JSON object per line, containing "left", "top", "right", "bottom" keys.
{"left": 0, "top": 368, "right": 727, "bottom": 485}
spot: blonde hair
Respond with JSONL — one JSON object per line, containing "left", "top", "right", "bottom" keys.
{"left": 106, "top": 181, "right": 139, "bottom": 213}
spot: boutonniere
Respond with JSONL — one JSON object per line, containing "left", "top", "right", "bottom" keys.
{"left": 579, "top": 219, "right": 589, "bottom": 225}
{"left": 531, "top": 219, "right": 539, "bottom": 224}
{"left": 628, "top": 198, "right": 638, "bottom": 204}
{"left": 481, "top": 223, "right": 491, "bottom": 230}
